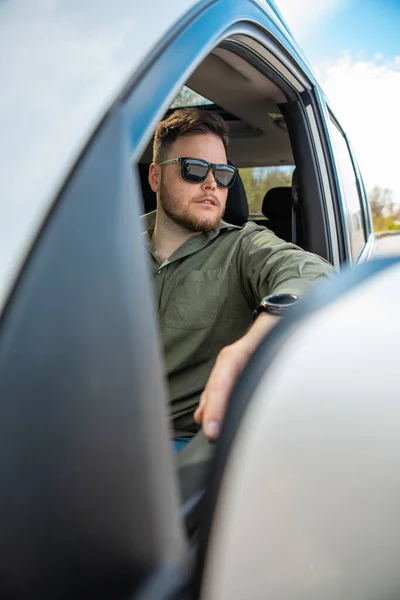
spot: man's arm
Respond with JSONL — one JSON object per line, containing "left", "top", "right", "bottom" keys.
{"left": 194, "top": 312, "right": 279, "bottom": 439}
{"left": 238, "top": 226, "right": 334, "bottom": 302}
{"left": 195, "top": 227, "right": 335, "bottom": 439}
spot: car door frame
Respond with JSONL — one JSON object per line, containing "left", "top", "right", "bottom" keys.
{"left": 124, "top": 1, "right": 348, "bottom": 271}
{"left": 311, "top": 88, "right": 374, "bottom": 264}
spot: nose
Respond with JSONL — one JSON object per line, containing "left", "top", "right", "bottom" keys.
{"left": 202, "top": 167, "right": 217, "bottom": 190}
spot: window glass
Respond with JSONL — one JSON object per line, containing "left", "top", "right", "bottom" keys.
{"left": 328, "top": 119, "right": 366, "bottom": 260}
{"left": 240, "top": 166, "right": 295, "bottom": 215}
{"left": 170, "top": 86, "right": 213, "bottom": 108}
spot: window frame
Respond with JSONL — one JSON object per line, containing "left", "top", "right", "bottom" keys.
{"left": 327, "top": 110, "right": 372, "bottom": 263}
{"left": 124, "top": 6, "right": 342, "bottom": 265}
{"left": 306, "top": 87, "right": 348, "bottom": 266}
{"left": 346, "top": 137, "right": 375, "bottom": 263}
{"left": 311, "top": 86, "right": 374, "bottom": 265}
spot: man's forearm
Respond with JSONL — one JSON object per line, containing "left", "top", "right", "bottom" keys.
{"left": 242, "top": 312, "right": 280, "bottom": 353}
{"left": 194, "top": 313, "right": 279, "bottom": 439}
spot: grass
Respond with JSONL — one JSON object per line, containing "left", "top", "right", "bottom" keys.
{"left": 372, "top": 215, "right": 400, "bottom": 233}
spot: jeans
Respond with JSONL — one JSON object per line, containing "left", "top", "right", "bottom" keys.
{"left": 173, "top": 436, "right": 191, "bottom": 454}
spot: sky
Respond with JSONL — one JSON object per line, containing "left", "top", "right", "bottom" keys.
{"left": 276, "top": 0, "right": 400, "bottom": 208}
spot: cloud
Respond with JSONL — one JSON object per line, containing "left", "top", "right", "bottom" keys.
{"left": 275, "top": 1, "right": 399, "bottom": 208}
{"left": 276, "top": 0, "right": 347, "bottom": 39}
{"left": 316, "top": 53, "right": 400, "bottom": 204}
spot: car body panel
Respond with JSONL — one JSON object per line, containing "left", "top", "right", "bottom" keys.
{"left": 0, "top": 0, "right": 202, "bottom": 314}
{"left": 0, "top": 0, "right": 373, "bottom": 314}
{"left": 200, "top": 259, "right": 400, "bottom": 600}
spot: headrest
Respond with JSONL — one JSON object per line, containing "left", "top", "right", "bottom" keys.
{"left": 262, "top": 187, "right": 292, "bottom": 219}
{"left": 224, "top": 164, "right": 249, "bottom": 226}
{"left": 138, "top": 163, "right": 157, "bottom": 214}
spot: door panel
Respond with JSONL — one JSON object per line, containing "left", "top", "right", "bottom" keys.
{"left": 198, "top": 258, "right": 400, "bottom": 600}
{"left": 0, "top": 108, "right": 187, "bottom": 599}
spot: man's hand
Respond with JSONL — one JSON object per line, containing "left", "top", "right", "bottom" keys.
{"left": 194, "top": 313, "right": 279, "bottom": 439}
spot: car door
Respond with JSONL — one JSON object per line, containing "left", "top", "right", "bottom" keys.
{"left": 0, "top": 1, "right": 374, "bottom": 598}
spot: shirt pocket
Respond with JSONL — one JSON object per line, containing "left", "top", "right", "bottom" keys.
{"left": 164, "top": 269, "right": 221, "bottom": 330}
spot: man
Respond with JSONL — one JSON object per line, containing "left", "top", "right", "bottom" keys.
{"left": 144, "top": 107, "right": 333, "bottom": 446}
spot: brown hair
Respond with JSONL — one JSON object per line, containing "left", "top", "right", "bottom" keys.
{"left": 152, "top": 107, "right": 229, "bottom": 163}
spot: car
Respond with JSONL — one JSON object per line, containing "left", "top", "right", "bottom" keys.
{"left": 1, "top": 1, "right": 399, "bottom": 599}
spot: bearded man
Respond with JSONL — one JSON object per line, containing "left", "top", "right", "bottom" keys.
{"left": 144, "top": 108, "right": 333, "bottom": 451}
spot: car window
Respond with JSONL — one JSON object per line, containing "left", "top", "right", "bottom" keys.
{"left": 328, "top": 118, "right": 367, "bottom": 261}
{"left": 135, "top": 30, "right": 335, "bottom": 262}
{"left": 170, "top": 85, "right": 213, "bottom": 108}
{"left": 240, "top": 166, "right": 295, "bottom": 215}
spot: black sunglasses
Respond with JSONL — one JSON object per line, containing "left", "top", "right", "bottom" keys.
{"left": 158, "top": 157, "right": 237, "bottom": 189}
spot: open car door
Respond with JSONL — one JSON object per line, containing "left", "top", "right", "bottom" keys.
{"left": 0, "top": 254, "right": 399, "bottom": 599}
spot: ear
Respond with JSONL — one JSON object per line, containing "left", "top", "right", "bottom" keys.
{"left": 148, "top": 163, "right": 160, "bottom": 193}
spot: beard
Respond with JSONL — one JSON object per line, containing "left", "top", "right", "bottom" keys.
{"left": 159, "top": 181, "right": 224, "bottom": 232}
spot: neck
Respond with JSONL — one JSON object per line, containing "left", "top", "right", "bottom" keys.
{"left": 151, "top": 207, "right": 201, "bottom": 262}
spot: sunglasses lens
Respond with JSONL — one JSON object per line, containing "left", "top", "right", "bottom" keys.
{"left": 215, "top": 165, "right": 236, "bottom": 188}
{"left": 181, "top": 159, "right": 237, "bottom": 188}
{"left": 182, "top": 159, "right": 208, "bottom": 183}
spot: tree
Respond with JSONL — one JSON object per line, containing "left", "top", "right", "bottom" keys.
{"left": 368, "top": 186, "right": 399, "bottom": 232}
{"left": 382, "top": 188, "right": 394, "bottom": 216}
{"left": 368, "top": 186, "right": 383, "bottom": 218}
{"left": 368, "top": 186, "right": 395, "bottom": 217}
{"left": 240, "top": 167, "right": 293, "bottom": 214}
{"left": 170, "top": 86, "right": 211, "bottom": 108}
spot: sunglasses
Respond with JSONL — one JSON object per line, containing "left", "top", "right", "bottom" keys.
{"left": 157, "top": 157, "right": 237, "bottom": 189}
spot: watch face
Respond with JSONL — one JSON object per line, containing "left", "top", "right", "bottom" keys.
{"left": 265, "top": 293, "right": 299, "bottom": 308}
{"left": 253, "top": 293, "right": 299, "bottom": 320}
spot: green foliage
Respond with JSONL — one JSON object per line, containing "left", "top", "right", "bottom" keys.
{"left": 170, "top": 86, "right": 212, "bottom": 108}
{"left": 373, "top": 215, "right": 400, "bottom": 232}
{"left": 240, "top": 167, "right": 294, "bottom": 214}
{"left": 368, "top": 185, "right": 399, "bottom": 232}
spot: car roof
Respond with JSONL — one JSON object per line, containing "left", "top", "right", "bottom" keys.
{"left": 0, "top": 0, "right": 300, "bottom": 315}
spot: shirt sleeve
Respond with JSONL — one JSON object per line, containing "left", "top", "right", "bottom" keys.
{"left": 237, "top": 225, "right": 335, "bottom": 307}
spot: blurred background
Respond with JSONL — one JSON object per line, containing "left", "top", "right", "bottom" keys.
{"left": 277, "top": 0, "right": 400, "bottom": 235}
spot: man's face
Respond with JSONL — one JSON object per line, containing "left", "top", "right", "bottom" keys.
{"left": 150, "top": 133, "right": 229, "bottom": 232}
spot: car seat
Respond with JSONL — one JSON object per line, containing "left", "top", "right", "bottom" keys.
{"left": 257, "top": 170, "right": 305, "bottom": 247}
{"left": 260, "top": 186, "right": 293, "bottom": 242}
{"left": 223, "top": 162, "right": 248, "bottom": 226}
{"left": 291, "top": 167, "right": 305, "bottom": 248}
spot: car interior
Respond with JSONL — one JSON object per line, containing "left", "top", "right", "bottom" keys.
{"left": 137, "top": 39, "right": 335, "bottom": 537}
{"left": 138, "top": 42, "right": 331, "bottom": 257}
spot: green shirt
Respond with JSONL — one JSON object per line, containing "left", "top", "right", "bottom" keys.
{"left": 144, "top": 211, "right": 334, "bottom": 436}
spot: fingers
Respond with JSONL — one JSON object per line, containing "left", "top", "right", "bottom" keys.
{"left": 197, "top": 344, "right": 245, "bottom": 440}
{"left": 193, "top": 393, "right": 206, "bottom": 424}
{"left": 194, "top": 314, "right": 279, "bottom": 440}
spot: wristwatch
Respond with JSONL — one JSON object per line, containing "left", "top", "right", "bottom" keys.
{"left": 252, "top": 293, "right": 299, "bottom": 319}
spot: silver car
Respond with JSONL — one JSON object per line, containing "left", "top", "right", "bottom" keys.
{"left": 0, "top": 1, "right": 399, "bottom": 599}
